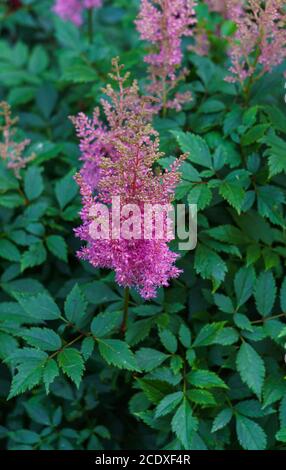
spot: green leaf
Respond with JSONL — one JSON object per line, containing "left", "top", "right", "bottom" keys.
{"left": 82, "top": 281, "right": 120, "bottom": 304}
{"left": 0, "top": 333, "right": 18, "bottom": 360}
{"left": 236, "top": 342, "right": 265, "bottom": 398}
{"left": 194, "top": 245, "right": 227, "bottom": 288}
{"left": 234, "top": 313, "right": 254, "bottom": 332}
{"left": 0, "top": 193, "right": 25, "bottom": 208}
{"left": 21, "top": 327, "right": 62, "bottom": 351}
{"left": 23, "top": 399, "right": 51, "bottom": 426}
{"left": 55, "top": 174, "right": 78, "bottom": 210}
{"left": 260, "top": 132, "right": 286, "bottom": 177}
{"left": 234, "top": 266, "right": 256, "bottom": 308}
{"left": 155, "top": 392, "right": 183, "bottom": 418}
{"left": 199, "top": 99, "right": 225, "bottom": 114}
{"left": 193, "top": 322, "right": 225, "bottom": 347}
{"left": 21, "top": 242, "right": 47, "bottom": 271}
{"left": 64, "top": 284, "right": 87, "bottom": 324}
{"left": 276, "top": 428, "right": 286, "bottom": 443}
{"left": 219, "top": 181, "right": 245, "bottom": 214}
{"left": 0, "top": 239, "right": 21, "bottom": 262}
{"left": 211, "top": 409, "right": 232, "bottom": 432}
{"left": 235, "top": 400, "right": 267, "bottom": 418}
{"left": 279, "top": 395, "right": 286, "bottom": 428}
{"left": 98, "top": 339, "right": 139, "bottom": 371}
{"left": 187, "top": 370, "right": 228, "bottom": 389}
{"left": 257, "top": 185, "right": 285, "bottom": 227}
{"left": 24, "top": 166, "right": 44, "bottom": 201}
{"left": 125, "top": 318, "right": 153, "bottom": 346}
{"left": 214, "top": 327, "right": 239, "bottom": 345}
{"left": 241, "top": 124, "right": 269, "bottom": 146}
{"left": 280, "top": 277, "right": 286, "bottom": 312}
{"left": 58, "top": 348, "right": 85, "bottom": 388}
{"left": 213, "top": 294, "right": 235, "bottom": 313}
{"left": 236, "top": 415, "right": 267, "bottom": 450}
{"left": 135, "top": 348, "right": 168, "bottom": 372}
{"left": 159, "top": 330, "right": 177, "bottom": 353}
{"left": 8, "top": 353, "right": 47, "bottom": 399}
{"left": 16, "top": 293, "right": 61, "bottom": 320}
{"left": 43, "top": 359, "right": 59, "bottom": 394}
{"left": 254, "top": 271, "right": 276, "bottom": 317}
{"left": 12, "top": 430, "right": 40, "bottom": 445}
{"left": 46, "top": 235, "right": 68, "bottom": 262}
{"left": 91, "top": 311, "right": 122, "bottom": 338}
{"left": 81, "top": 337, "right": 95, "bottom": 360}
{"left": 188, "top": 389, "right": 216, "bottom": 406}
{"left": 179, "top": 324, "right": 192, "bottom": 348}
{"left": 171, "top": 399, "right": 199, "bottom": 449}
{"left": 36, "top": 83, "right": 58, "bottom": 119}
{"left": 61, "top": 63, "right": 98, "bottom": 83}
{"left": 172, "top": 131, "right": 212, "bottom": 168}
{"left": 187, "top": 184, "right": 212, "bottom": 210}
{"left": 28, "top": 45, "right": 49, "bottom": 74}
{"left": 136, "top": 378, "right": 172, "bottom": 404}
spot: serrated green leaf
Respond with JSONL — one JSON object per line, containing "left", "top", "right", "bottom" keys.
{"left": 236, "top": 414, "right": 267, "bottom": 450}
{"left": 21, "top": 242, "right": 47, "bottom": 272}
{"left": 159, "top": 330, "right": 177, "bottom": 353}
{"left": 24, "top": 166, "right": 44, "bottom": 201}
{"left": 276, "top": 428, "right": 286, "bottom": 443}
{"left": 254, "top": 271, "right": 276, "bottom": 317}
{"left": 43, "top": 359, "right": 59, "bottom": 394}
{"left": 21, "top": 327, "right": 61, "bottom": 351}
{"left": 188, "top": 389, "right": 216, "bottom": 406}
{"left": 211, "top": 408, "right": 232, "bottom": 432}
{"left": 135, "top": 348, "right": 168, "bottom": 372}
{"left": 46, "top": 235, "right": 68, "bottom": 262}
{"left": 187, "top": 369, "right": 228, "bottom": 389}
{"left": 219, "top": 181, "right": 245, "bottom": 213}
{"left": 0, "top": 239, "right": 21, "bottom": 262}
{"left": 193, "top": 322, "right": 225, "bottom": 347}
{"left": 172, "top": 131, "right": 212, "bottom": 168}
{"left": 98, "top": 339, "right": 139, "bottom": 371}
{"left": 8, "top": 354, "right": 47, "bottom": 399}
{"left": 64, "top": 284, "right": 87, "bottom": 324}
{"left": 16, "top": 293, "right": 61, "bottom": 320}
{"left": 91, "top": 310, "right": 122, "bottom": 338}
{"left": 81, "top": 337, "right": 95, "bottom": 360}
{"left": 155, "top": 392, "right": 183, "bottom": 418}
{"left": 58, "top": 348, "right": 85, "bottom": 388}
{"left": 234, "top": 266, "right": 256, "bottom": 308}
{"left": 55, "top": 173, "right": 78, "bottom": 210}
{"left": 171, "top": 399, "right": 199, "bottom": 449}
{"left": 236, "top": 342, "right": 265, "bottom": 398}
{"left": 179, "top": 324, "right": 192, "bottom": 348}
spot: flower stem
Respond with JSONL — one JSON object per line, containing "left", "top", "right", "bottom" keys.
{"left": 88, "top": 9, "right": 94, "bottom": 44}
{"left": 121, "top": 287, "right": 130, "bottom": 333}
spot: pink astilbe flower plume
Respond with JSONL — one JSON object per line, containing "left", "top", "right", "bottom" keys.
{"left": 53, "top": 0, "right": 102, "bottom": 26}
{"left": 135, "top": 0, "right": 197, "bottom": 112}
{"left": 226, "top": 0, "right": 286, "bottom": 85}
{"left": 72, "top": 59, "right": 186, "bottom": 299}
{"left": 0, "top": 102, "right": 35, "bottom": 179}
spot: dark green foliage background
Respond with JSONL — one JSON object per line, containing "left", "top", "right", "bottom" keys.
{"left": 0, "top": 0, "right": 286, "bottom": 450}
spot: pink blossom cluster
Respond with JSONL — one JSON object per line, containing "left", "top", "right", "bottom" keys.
{"left": 135, "top": 0, "right": 197, "bottom": 111}
{"left": 0, "top": 102, "right": 35, "bottom": 179}
{"left": 226, "top": 0, "right": 286, "bottom": 84}
{"left": 72, "top": 59, "right": 185, "bottom": 299}
{"left": 53, "top": 0, "right": 102, "bottom": 26}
